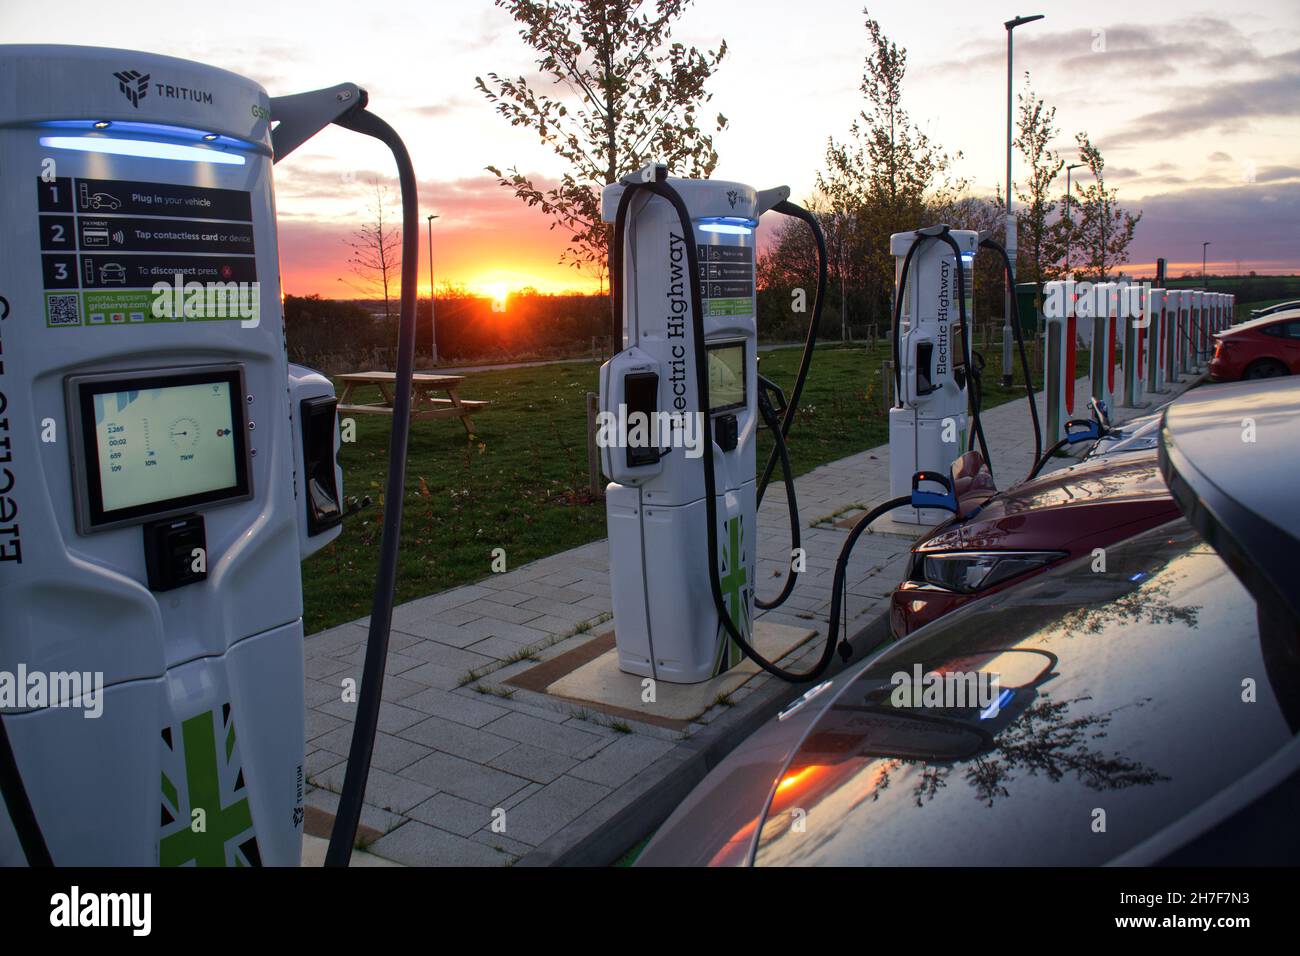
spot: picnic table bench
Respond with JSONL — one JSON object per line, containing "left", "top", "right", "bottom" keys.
{"left": 336, "top": 371, "right": 489, "bottom": 434}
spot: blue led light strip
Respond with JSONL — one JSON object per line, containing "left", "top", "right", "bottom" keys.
{"left": 39, "top": 135, "right": 246, "bottom": 166}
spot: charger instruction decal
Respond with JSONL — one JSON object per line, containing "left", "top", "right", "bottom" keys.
{"left": 36, "top": 176, "right": 257, "bottom": 328}
{"left": 698, "top": 240, "right": 754, "bottom": 317}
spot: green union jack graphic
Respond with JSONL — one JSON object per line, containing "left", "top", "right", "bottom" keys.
{"left": 159, "top": 704, "right": 261, "bottom": 866}
{"left": 714, "top": 514, "right": 752, "bottom": 675}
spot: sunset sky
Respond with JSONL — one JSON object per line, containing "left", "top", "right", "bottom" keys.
{"left": 7, "top": 0, "right": 1299, "bottom": 294}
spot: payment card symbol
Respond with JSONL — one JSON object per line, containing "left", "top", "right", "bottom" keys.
{"left": 83, "top": 225, "right": 110, "bottom": 247}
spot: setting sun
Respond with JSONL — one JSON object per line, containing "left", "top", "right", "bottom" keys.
{"left": 486, "top": 282, "right": 510, "bottom": 311}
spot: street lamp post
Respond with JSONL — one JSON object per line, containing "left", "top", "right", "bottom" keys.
{"left": 426, "top": 213, "right": 439, "bottom": 366}
{"left": 1002, "top": 12, "right": 1045, "bottom": 387}
{"left": 1202, "top": 241, "right": 1210, "bottom": 285}
{"left": 1064, "top": 162, "right": 1084, "bottom": 276}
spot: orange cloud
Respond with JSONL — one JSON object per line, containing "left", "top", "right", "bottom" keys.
{"left": 274, "top": 173, "right": 603, "bottom": 298}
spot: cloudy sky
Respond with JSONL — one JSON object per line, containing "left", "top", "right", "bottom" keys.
{"left": 7, "top": 0, "right": 1298, "bottom": 293}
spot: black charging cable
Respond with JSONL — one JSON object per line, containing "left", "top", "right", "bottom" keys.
{"left": 325, "top": 105, "right": 419, "bottom": 866}
{"left": 753, "top": 201, "right": 827, "bottom": 610}
{"left": 0, "top": 717, "right": 52, "bottom": 866}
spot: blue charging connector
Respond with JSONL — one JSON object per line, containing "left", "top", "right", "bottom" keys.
{"left": 911, "top": 470, "right": 959, "bottom": 514}
{"left": 1063, "top": 418, "right": 1103, "bottom": 444}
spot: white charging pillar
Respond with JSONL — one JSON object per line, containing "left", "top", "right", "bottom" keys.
{"left": 1041, "top": 280, "right": 1078, "bottom": 445}
{"left": 1088, "top": 282, "right": 1119, "bottom": 412}
{"left": 1176, "top": 290, "right": 1194, "bottom": 376}
{"left": 0, "top": 45, "right": 346, "bottom": 865}
{"left": 1147, "top": 288, "right": 1168, "bottom": 394}
{"left": 1121, "top": 283, "right": 1146, "bottom": 407}
{"left": 1190, "top": 290, "right": 1207, "bottom": 369}
{"left": 599, "top": 177, "right": 785, "bottom": 684}
{"left": 888, "top": 228, "right": 977, "bottom": 524}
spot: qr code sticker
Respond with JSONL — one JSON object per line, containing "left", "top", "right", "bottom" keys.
{"left": 47, "top": 294, "right": 82, "bottom": 327}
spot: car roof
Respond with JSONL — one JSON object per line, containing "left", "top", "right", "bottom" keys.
{"left": 748, "top": 518, "right": 1298, "bottom": 866}
{"left": 1252, "top": 300, "right": 1300, "bottom": 317}
{"left": 1159, "top": 376, "right": 1300, "bottom": 625}
{"left": 1224, "top": 309, "right": 1300, "bottom": 335}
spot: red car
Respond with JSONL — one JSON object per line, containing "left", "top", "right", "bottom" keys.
{"left": 889, "top": 448, "right": 1179, "bottom": 638}
{"left": 1208, "top": 309, "right": 1300, "bottom": 381}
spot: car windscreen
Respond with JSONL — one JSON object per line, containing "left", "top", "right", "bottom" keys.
{"left": 753, "top": 518, "right": 1300, "bottom": 866}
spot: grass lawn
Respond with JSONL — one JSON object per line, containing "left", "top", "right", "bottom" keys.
{"left": 302, "top": 340, "right": 1087, "bottom": 634}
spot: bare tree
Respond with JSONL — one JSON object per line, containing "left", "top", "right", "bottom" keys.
{"left": 476, "top": 0, "right": 728, "bottom": 288}
{"left": 343, "top": 178, "right": 402, "bottom": 318}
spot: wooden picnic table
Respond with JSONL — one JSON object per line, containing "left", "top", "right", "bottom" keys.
{"left": 336, "top": 371, "right": 489, "bottom": 434}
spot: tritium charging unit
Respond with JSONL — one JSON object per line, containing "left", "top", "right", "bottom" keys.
{"left": 0, "top": 44, "right": 412, "bottom": 867}
{"left": 888, "top": 228, "right": 978, "bottom": 524}
{"left": 600, "top": 172, "right": 793, "bottom": 684}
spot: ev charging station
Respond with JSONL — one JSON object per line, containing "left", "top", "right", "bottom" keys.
{"left": 599, "top": 167, "right": 834, "bottom": 685}
{"left": 1165, "top": 289, "right": 1183, "bottom": 382}
{"left": 600, "top": 175, "right": 772, "bottom": 683}
{"left": 1170, "top": 290, "right": 1190, "bottom": 382}
{"left": 1202, "top": 292, "right": 1213, "bottom": 364}
{"left": 1201, "top": 291, "right": 1212, "bottom": 366}
{"left": 1088, "top": 282, "right": 1119, "bottom": 413}
{"left": 1146, "top": 288, "right": 1168, "bottom": 394}
{"left": 1042, "top": 283, "right": 1077, "bottom": 446}
{"left": 1189, "top": 290, "right": 1205, "bottom": 369}
{"left": 1120, "top": 283, "right": 1146, "bottom": 408}
{"left": 0, "top": 45, "right": 415, "bottom": 866}
{"left": 1175, "top": 290, "right": 1193, "bottom": 377}
{"left": 888, "top": 228, "right": 978, "bottom": 524}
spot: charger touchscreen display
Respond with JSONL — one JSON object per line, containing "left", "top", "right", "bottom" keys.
{"left": 71, "top": 366, "right": 250, "bottom": 530}
{"left": 707, "top": 343, "right": 745, "bottom": 411}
